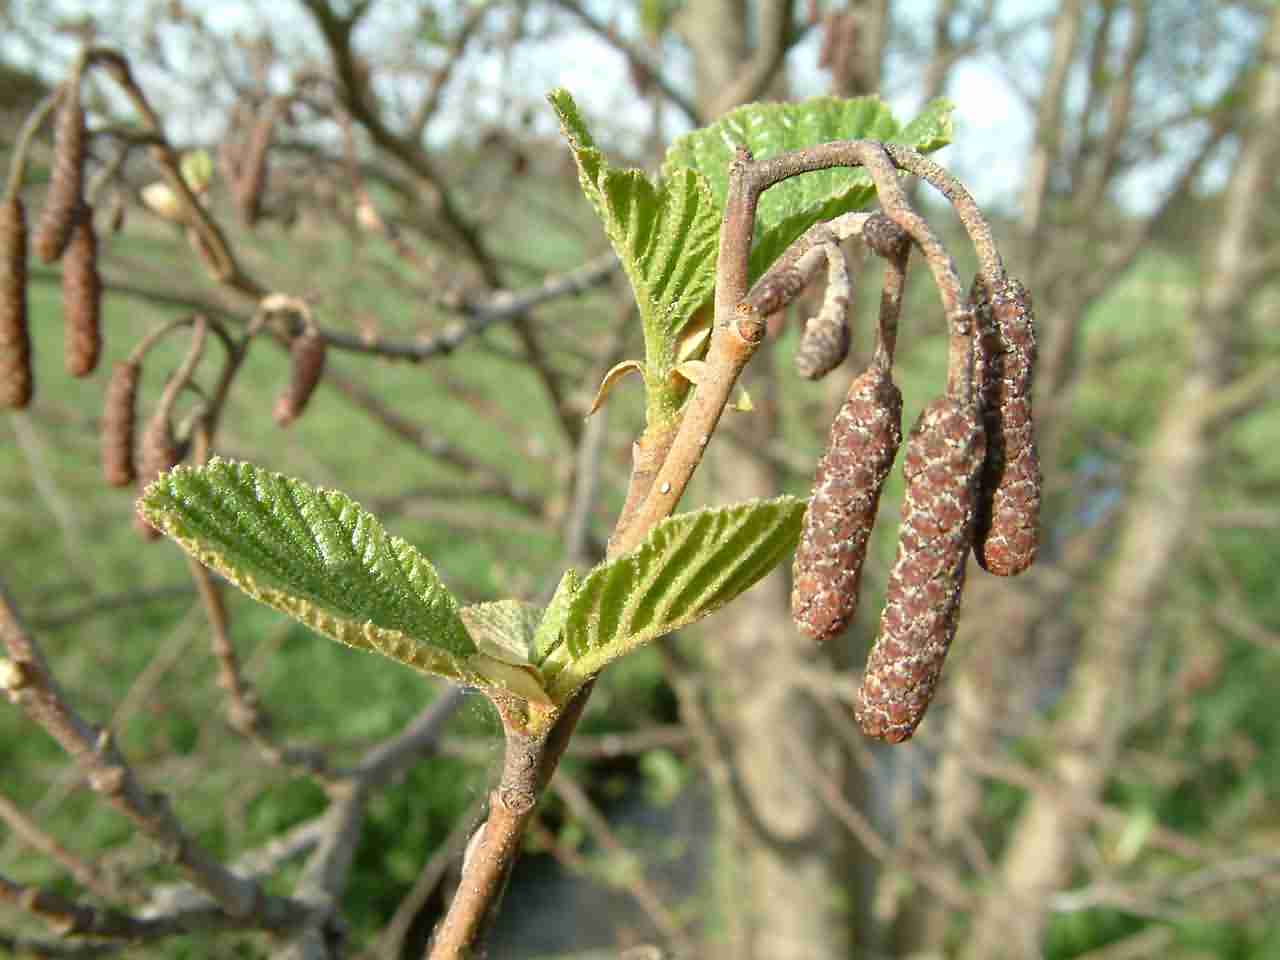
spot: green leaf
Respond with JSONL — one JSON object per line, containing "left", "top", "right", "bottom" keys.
{"left": 533, "top": 569, "right": 578, "bottom": 665}
{"left": 544, "top": 497, "right": 806, "bottom": 699}
{"left": 458, "top": 600, "right": 555, "bottom": 704}
{"left": 139, "top": 458, "right": 477, "bottom": 682}
{"left": 459, "top": 600, "right": 541, "bottom": 665}
{"left": 549, "top": 89, "right": 721, "bottom": 426}
{"left": 662, "top": 96, "right": 954, "bottom": 278}
{"left": 180, "top": 149, "right": 213, "bottom": 194}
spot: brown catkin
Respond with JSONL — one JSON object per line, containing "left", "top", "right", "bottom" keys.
{"left": 794, "top": 306, "right": 850, "bottom": 380}
{"left": 234, "top": 100, "right": 279, "bottom": 226}
{"left": 62, "top": 205, "right": 101, "bottom": 377}
{"left": 273, "top": 332, "right": 326, "bottom": 426}
{"left": 101, "top": 361, "right": 140, "bottom": 487}
{"left": 134, "top": 413, "right": 180, "bottom": 539}
{"left": 34, "top": 83, "right": 86, "bottom": 264}
{"left": 1, "top": 196, "right": 32, "bottom": 409}
{"left": 855, "top": 397, "right": 985, "bottom": 743}
{"left": 862, "top": 212, "right": 908, "bottom": 260}
{"left": 972, "top": 276, "right": 1041, "bottom": 576}
{"left": 792, "top": 365, "right": 903, "bottom": 641}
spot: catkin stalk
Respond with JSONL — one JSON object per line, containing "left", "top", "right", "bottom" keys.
{"left": 792, "top": 365, "right": 903, "bottom": 641}
{"left": 856, "top": 397, "right": 984, "bottom": 743}
{"left": 0, "top": 196, "right": 32, "bottom": 409}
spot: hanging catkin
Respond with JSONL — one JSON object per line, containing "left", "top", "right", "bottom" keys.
{"left": 34, "top": 83, "right": 86, "bottom": 264}
{"left": 972, "top": 276, "right": 1040, "bottom": 576}
{"left": 0, "top": 196, "right": 32, "bottom": 409}
{"left": 273, "top": 331, "right": 326, "bottom": 426}
{"left": 234, "top": 99, "right": 280, "bottom": 226}
{"left": 855, "top": 397, "right": 985, "bottom": 743}
{"left": 135, "top": 412, "right": 180, "bottom": 539}
{"left": 792, "top": 365, "right": 903, "bottom": 641}
{"left": 101, "top": 361, "right": 140, "bottom": 487}
{"left": 62, "top": 205, "right": 101, "bottom": 377}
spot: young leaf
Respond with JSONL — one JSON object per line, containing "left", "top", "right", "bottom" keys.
{"left": 549, "top": 89, "right": 720, "bottom": 426}
{"left": 533, "top": 569, "right": 579, "bottom": 665}
{"left": 662, "top": 96, "right": 954, "bottom": 277}
{"left": 544, "top": 497, "right": 806, "bottom": 699}
{"left": 459, "top": 600, "right": 541, "bottom": 666}
{"left": 139, "top": 458, "right": 477, "bottom": 681}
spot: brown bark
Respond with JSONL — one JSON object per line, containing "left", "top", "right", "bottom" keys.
{"left": 961, "top": 7, "right": 1280, "bottom": 955}
{"left": 702, "top": 357, "right": 853, "bottom": 960}
{"left": 1020, "top": 0, "right": 1084, "bottom": 256}
{"left": 674, "top": 4, "right": 855, "bottom": 956}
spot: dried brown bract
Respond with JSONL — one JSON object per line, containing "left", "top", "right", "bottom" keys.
{"left": 273, "top": 331, "right": 326, "bottom": 426}
{"left": 62, "top": 205, "right": 101, "bottom": 377}
{"left": 0, "top": 196, "right": 32, "bottom": 409}
{"left": 792, "top": 365, "right": 903, "bottom": 641}
{"left": 856, "top": 397, "right": 984, "bottom": 743}
{"left": 102, "top": 361, "right": 140, "bottom": 487}
{"left": 972, "top": 275, "right": 1040, "bottom": 576}
{"left": 34, "top": 83, "right": 86, "bottom": 264}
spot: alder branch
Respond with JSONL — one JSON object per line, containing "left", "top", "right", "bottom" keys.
{"left": 548, "top": 774, "right": 694, "bottom": 955}
{"left": 0, "top": 789, "right": 122, "bottom": 904}
{"left": 547, "top": 0, "right": 702, "bottom": 126}
{"left": 0, "top": 580, "right": 310, "bottom": 934}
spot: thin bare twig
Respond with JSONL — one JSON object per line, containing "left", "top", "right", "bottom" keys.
{"left": 0, "top": 580, "right": 310, "bottom": 933}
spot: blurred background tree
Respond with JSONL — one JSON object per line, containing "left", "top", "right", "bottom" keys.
{"left": 1, "top": 1, "right": 1278, "bottom": 958}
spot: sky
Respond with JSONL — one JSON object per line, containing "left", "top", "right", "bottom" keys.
{"left": 2, "top": 0, "right": 1255, "bottom": 216}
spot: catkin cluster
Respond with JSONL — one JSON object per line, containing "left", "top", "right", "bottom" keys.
{"left": 792, "top": 365, "right": 903, "bottom": 641}
{"left": 0, "top": 196, "right": 31, "bottom": 409}
{"left": 273, "top": 332, "right": 326, "bottom": 426}
{"left": 855, "top": 397, "right": 985, "bottom": 743}
{"left": 972, "top": 276, "right": 1040, "bottom": 576}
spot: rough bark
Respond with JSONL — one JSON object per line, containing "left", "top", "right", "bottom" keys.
{"left": 703, "top": 358, "right": 852, "bottom": 960}
{"left": 676, "top": 4, "right": 857, "bottom": 956}
{"left": 961, "top": 7, "right": 1280, "bottom": 955}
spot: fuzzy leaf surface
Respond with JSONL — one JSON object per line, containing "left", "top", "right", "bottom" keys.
{"left": 550, "top": 89, "right": 720, "bottom": 425}
{"left": 139, "top": 458, "right": 477, "bottom": 681}
{"left": 533, "top": 569, "right": 579, "bottom": 665}
{"left": 662, "top": 96, "right": 954, "bottom": 277}
{"left": 459, "top": 600, "right": 541, "bottom": 665}
{"left": 546, "top": 497, "right": 806, "bottom": 698}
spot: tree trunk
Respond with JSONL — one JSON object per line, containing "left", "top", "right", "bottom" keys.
{"left": 675, "top": 4, "right": 855, "bottom": 957}
{"left": 961, "top": 7, "right": 1280, "bottom": 955}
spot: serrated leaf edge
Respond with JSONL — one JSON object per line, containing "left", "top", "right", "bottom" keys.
{"left": 544, "top": 496, "right": 806, "bottom": 699}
